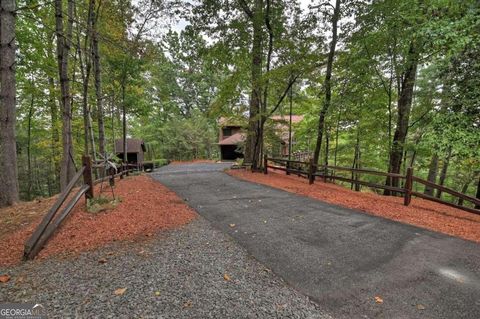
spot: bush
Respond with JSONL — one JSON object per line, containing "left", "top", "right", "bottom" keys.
{"left": 153, "top": 159, "right": 169, "bottom": 167}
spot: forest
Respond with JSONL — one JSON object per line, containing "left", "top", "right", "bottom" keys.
{"left": 0, "top": 0, "right": 479, "bottom": 207}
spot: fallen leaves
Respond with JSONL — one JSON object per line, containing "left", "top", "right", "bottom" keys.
{"left": 98, "top": 258, "right": 108, "bottom": 264}
{"left": 155, "top": 291, "right": 161, "bottom": 296}
{"left": 374, "top": 296, "right": 383, "bottom": 304}
{"left": 0, "top": 274, "right": 10, "bottom": 283}
{"left": 183, "top": 300, "right": 193, "bottom": 308}
{"left": 223, "top": 273, "right": 231, "bottom": 281}
{"left": 417, "top": 304, "right": 426, "bottom": 310}
{"left": 114, "top": 288, "right": 127, "bottom": 296}
{"left": 229, "top": 224, "right": 236, "bottom": 228}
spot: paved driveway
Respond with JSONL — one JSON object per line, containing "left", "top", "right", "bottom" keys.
{"left": 153, "top": 163, "right": 480, "bottom": 319}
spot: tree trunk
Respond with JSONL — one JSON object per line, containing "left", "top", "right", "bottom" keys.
{"left": 56, "top": 0, "right": 76, "bottom": 191}
{"left": 48, "top": 76, "right": 60, "bottom": 192}
{"left": 324, "top": 125, "right": 330, "bottom": 166}
{"left": 385, "top": 40, "right": 418, "bottom": 195}
{"left": 351, "top": 124, "right": 361, "bottom": 191}
{"left": 244, "top": 0, "right": 263, "bottom": 169}
{"left": 27, "top": 88, "right": 34, "bottom": 200}
{"left": 424, "top": 153, "right": 438, "bottom": 196}
{"left": 92, "top": 0, "right": 105, "bottom": 158}
{"left": 0, "top": 0, "right": 19, "bottom": 207}
{"left": 334, "top": 110, "right": 341, "bottom": 167}
{"left": 78, "top": 0, "right": 93, "bottom": 157}
{"left": 313, "top": 0, "right": 341, "bottom": 166}
{"left": 457, "top": 179, "right": 471, "bottom": 206}
{"left": 111, "top": 95, "right": 116, "bottom": 152}
{"left": 475, "top": 176, "right": 480, "bottom": 209}
{"left": 436, "top": 147, "right": 451, "bottom": 199}
{"left": 122, "top": 78, "right": 127, "bottom": 163}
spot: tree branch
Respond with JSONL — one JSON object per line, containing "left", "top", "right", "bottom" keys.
{"left": 238, "top": 0, "right": 253, "bottom": 19}
{"left": 267, "top": 74, "right": 300, "bottom": 119}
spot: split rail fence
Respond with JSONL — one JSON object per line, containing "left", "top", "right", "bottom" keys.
{"left": 23, "top": 156, "right": 137, "bottom": 260}
{"left": 263, "top": 156, "right": 480, "bottom": 215}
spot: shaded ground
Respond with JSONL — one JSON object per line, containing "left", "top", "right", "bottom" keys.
{"left": 0, "top": 218, "right": 328, "bottom": 319}
{"left": 154, "top": 163, "right": 480, "bottom": 319}
{"left": 229, "top": 169, "right": 480, "bottom": 243}
{"left": 0, "top": 175, "right": 195, "bottom": 266}
{"left": 0, "top": 197, "right": 56, "bottom": 238}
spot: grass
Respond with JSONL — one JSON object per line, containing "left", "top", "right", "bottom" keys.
{"left": 87, "top": 196, "right": 122, "bottom": 214}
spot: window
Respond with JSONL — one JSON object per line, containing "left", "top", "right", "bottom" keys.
{"left": 222, "top": 128, "right": 232, "bottom": 137}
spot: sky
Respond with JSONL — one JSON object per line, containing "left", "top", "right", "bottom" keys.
{"left": 170, "top": 0, "right": 316, "bottom": 32}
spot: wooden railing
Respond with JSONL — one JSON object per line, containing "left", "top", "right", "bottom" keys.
{"left": 23, "top": 156, "right": 136, "bottom": 260}
{"left": 264, "top": 156, "right": 480, "bottom": 215}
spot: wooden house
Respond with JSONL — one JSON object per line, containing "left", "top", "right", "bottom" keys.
{"left": 218, "top": 118, "right": 245, "bottom": 160}
{"left": 217, "top": 115, "right": 304, "bottom": 161}
{"left": 114, "top": 138, "right": 146, "bottom": 165}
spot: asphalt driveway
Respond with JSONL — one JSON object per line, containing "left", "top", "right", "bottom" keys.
{"left": 154, "top": 163, "right": 480, "bottom": 319}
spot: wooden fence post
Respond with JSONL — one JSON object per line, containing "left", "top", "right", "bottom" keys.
{"left": 286, "top": 160, "right": 290, "bottom": 175}
{"left": 308, "top": 159, "right": 316, "bottom": 185}
{"left": 120, "top": 164, "right": 124, "bottom": 179}
{"left": 109, "top": 167, "right": 115, "bottom": 187}
{"left": 323, "top": 166, "right": 328, "bottom": 183}
{"left": 82, "top": 155, "right": 94, "bottom": 199}
{"left": 263, "top": 155, "right": 268, "bottom": 174}
{"left": 404, "top": 167, "right": 413, "bottom": 206}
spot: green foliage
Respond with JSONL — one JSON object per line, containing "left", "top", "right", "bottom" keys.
{"left": 132, "top": 114, "right": 218, "bottom": 161}
{"left": 152, "top": 159, "right": 170, "bottom": 167}
{"left": 9, "top": 0, "right": 480, "bottom": 203}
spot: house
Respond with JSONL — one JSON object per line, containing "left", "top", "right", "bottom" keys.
{"left": 217, "top": 115, "right": 304, "bottom": 161}
{"left": 270, "top": 115, "right": 304, "bottom": 156}
{"left": 218, "top": 118, "right": 245, "bottom": 160}
{"left": 114, "top": 138, "right": 146, "bottom": 165}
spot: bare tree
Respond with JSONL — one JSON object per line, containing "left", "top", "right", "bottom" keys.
{"left": 0, "top": 0, "right": 19, "bottom": 207}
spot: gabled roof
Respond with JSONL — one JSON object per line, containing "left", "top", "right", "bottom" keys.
{"left": 218, "top": 133, "right": 246, "bottom": 145}
{"left": 115, "top": 139, "right": 146, "bottom": 153}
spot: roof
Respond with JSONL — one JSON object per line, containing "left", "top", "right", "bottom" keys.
{"left": 115, "top": 139, "right": 146, "bottom": 153}
{"left": 270, "top": 115, "right": 304, "bottom": 124}
{"left": 218, "top": 133, "right": 246, "bottom": 145}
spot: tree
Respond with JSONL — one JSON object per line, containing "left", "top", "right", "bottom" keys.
{"left": 312, "top": 0, "right": 341, "bottom": 166}
{"left": 385, "top": 39, "right": 419, "bottom": 193}
{"left": 0, "top": 0, "right": 19, "bottom": 207}
{"left": 91, "top": 0, "right": 105, "bottom": 159}
{"left": 240, "top": 0, "right": 264, "bottom": 169}
{"left": 55, "top": 0, "right": 76, "bottom": 190}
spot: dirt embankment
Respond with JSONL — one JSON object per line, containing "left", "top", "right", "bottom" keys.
{"left": 0, "top": 175, "right": 196, "bottom": 266}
